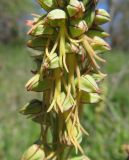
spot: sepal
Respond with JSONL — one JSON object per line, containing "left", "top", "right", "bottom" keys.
{"left": 29, "top": 25, "right": 55, "bottom": 36}
{"left": 75, "top": 75, "right": 100, "bottom": 93}
{"left": 47, "top": 9, "right": 67, "bottom": 26}
{"left": 69, "top": 20, "right": 88, "bottom": 37}
{"left": 67, "top": 0, "right": 85, "bottom": 18}
{"left": 94, "top": 9, "right": 111, "bottom": 25}
{"left": 20, "top": 99, "right": 42, "bottom": 115}
{"left": 81, "top": 92, "right": 101, "bottom": 104}
{"left": 38, "top": 0, "right": 56, "bottom": 11}
{"left": 25, "top": 74, "right": 51, "bottom": 92}
{"left": 21, "top": 144, "right": 45, "bottom": 160}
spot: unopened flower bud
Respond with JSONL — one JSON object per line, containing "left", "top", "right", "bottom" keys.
{"left": 21, "top": 144, "right": 45, "bottom": 160}
{"left": 20, "top": 99, "right": 42, "bottom": 115}
{"left": 38, "top": 0, "right": 56, "bottom": 11}
{"left": 29, "top": 24, "right": 54, "bottom": 36}
{"left": 46, "top": 9, "right": 67, "bottom": 26}
{"left": 25, "top": 74, "right": 51, "bottom": 92}
{"left": 87, "top": 26, "right": 110, "bottom": 38}
{"left": 69, "top": 20, "right": 88, "bottom": 37}
{"left": 94, "top": 9, "right": 111, "bottom": 25}
{"left": 27, "top": 37, "right": 48, "bottom": 51}
{"left": 67, "top": 0, "right": 85, "bottom": 18}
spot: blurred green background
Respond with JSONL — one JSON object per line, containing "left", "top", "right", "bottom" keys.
{"left": 0, "top": 0, "right": 129, "bottom": 160}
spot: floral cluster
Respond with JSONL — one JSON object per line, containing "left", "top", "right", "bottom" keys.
{"left": 20, "top": 0, "right": 110, "bottom": 159}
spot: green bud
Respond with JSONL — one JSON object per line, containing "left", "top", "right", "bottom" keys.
{"left": 60, "top": 92, "right": 74, "bottom": 111}
{"left": 94, "top": 9, "right": 111, "bottom": 25}
{"left": 20, "top": 99, "right": 42, "bottom": 115}
{"left": 49, "top": 53, "right": 60, "bottom": 69}
{"left": 27, "top": 37, "right": 48, "bottom": 51}
{"left": 72, "top": 125, "right": 82, "bottom": 143}
{"left": 21, "top": 144, "right": 45, "bottom": 160}
{"left": 43, "top": 53, "right": 60, "bottom": 69}
{"left": 25, "top": 74, "right": 39, "bottom": 91}
{"left": 47, "top": 9, "right": 67, "bottom": 26}
{"left": 69, "top": 20, "right": 88, "bottom": 37}
{"left": 38, "top": 0, "right": 56, "bottom": 11}
{"left": 65, "top": 119, "right": 83, "bottom": 152}
{"left": 29, "top": 24, "right": 55, "bottom": 36}
{"left": 91, "top": 42, "right": 111, "bottom": 54}
{"left": 75, "top": 75, "right": 100, "bottom": 93}
{"left": 49, "top": 55, "right": 60, "bottom": 69}
{"left": 81, "top": 92, "right": 101, "bottom": 104}
{"left": 87, "top": 26, "right": 110, "bottom": 38}
{"left": 67, "top": 0, "right": 85, "bottom": 18}
{"left": 25, "top": 74, "right": 51, "bottom": 92}
{"left": 92, "top": 73, "right": 105, "bottom": 82}
{"left": 92, "top": 36, "right": 111, "bottom": 48}
{"left": 31, "top": 59, "right": 42, "bottom": 74}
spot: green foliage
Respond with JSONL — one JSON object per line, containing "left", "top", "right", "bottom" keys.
{"left": 0, "top": 0, "right": 35, "bottom": 43}
{"left": 82, "top": 50, "right": 129, "bottom": 160}
{"left": 0, "top": 44, "right": 39, "bottom": 160}
{"left": 0, "top": 0, "right": 33, "bottom": 17}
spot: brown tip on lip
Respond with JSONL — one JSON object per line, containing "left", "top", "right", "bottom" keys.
{"left": 97, "top": 89, "right": 101, "bottom": 94}
{"left": 27, "top": 30, "right": 31, "bottom": 35}
{"left": 25, "top": 84, "right": 31, "bottom": 91}
{"left": 26, "top": 86, "right": 30, "bottom": 91}
{"left": 27, "top": 41, "right": 31, "bottom": 47}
